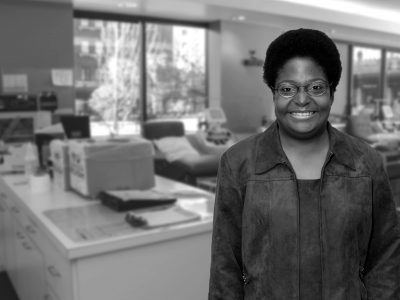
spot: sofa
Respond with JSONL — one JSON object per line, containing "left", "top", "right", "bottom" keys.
{"left": 141, "top": 119, "right": 223, "bottom": 186}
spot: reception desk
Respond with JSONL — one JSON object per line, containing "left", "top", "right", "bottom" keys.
{"left": 0, "top": 174, "right": 214, "bottom": 300}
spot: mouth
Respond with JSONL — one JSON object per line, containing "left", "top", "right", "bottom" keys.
{"left": 290, "top": 111, "right": 316, "bottom": 119}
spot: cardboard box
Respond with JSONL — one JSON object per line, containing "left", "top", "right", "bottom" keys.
{"left": 68, "top": 137, "right": 155, "bottom": 198}
{"left": 49, "top": 139, "right": 70, "bottom": 190}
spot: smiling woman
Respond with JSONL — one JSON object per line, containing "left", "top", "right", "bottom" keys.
{"left": 273, "top": 57, "right": 333, "bottom": 149}
{"left": 208, "top": 28, "right": 400, "bottom": 300}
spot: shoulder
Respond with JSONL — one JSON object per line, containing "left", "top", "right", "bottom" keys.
{"left": 222, "top": 131, "right": 265, "bottom": 164}
{"left": 219, "top": 132, "right": 266, "bottom": 181}
{"left": 331, "top": 126, "right": 384, "bottom": 172}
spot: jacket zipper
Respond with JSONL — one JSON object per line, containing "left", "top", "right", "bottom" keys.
{"left": 319, "top": 151, "right": 334, "bottom": 300}
{"left": 282, "top": 160, "right": 300, "bottom": 299}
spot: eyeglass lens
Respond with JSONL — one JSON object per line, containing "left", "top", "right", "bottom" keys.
{"left": 276, "top": 81, "right": 329, "bottom": 98}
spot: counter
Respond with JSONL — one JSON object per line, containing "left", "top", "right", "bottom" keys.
{"left": 0, "top": 173, "right": 214, "bottom": 300}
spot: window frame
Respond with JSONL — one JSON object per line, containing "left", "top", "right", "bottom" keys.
{"left": 73, "top": 10, "right": 210, "bottom": 125}
{"left": 337, "top": 38, "right": 400, "bottom": 116}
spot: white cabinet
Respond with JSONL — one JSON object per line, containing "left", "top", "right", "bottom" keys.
{"left": 1, "top": 187, "right": 46, "bottom": 300}
{"left": 13, "top": 219, "right": 46, "bottom": 300}
{"left": 76, "top": 232, "right": 211, "bottom": 300}
{"left": 43, "top": 242, "right": 73, "bottom": 300}
{"left": 1, "top": 190, "right": 18, "bottom": 287}
{"left": 0, "top": 194, "right": 6, "bottom": 271}
{"left": 0, "top": 174, "right": 213, "bottom": 300}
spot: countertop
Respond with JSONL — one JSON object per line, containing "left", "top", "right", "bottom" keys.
{"left": 1, "top": 174, "right": 214, "bottom": 259}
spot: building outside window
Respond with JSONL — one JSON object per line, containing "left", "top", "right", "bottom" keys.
{"left": 351, "top": 46, "right": 382, "bottom": 116}
{"left": 146, "top": 23, "right": 206, "bottom": 131}
{"left": 74, "top": 15, "right": 207, "bottom": 136}
{"left": 385, "top": 51, "right": 400, "bottom": 110}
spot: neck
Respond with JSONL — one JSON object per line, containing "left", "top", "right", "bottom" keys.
{"left": 278, "top": 126, "right": 330, "bottom": 157}
{"left": 278, "top": 125, "right": 330, "bottom": 179}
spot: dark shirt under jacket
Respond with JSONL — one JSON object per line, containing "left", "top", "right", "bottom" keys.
{"left": 298, "top": 179, "right": 322, "bottom": 300}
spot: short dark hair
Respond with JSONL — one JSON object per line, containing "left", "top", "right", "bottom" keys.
{"left": 263, "top": 28, "right": 342, "bottom": 93}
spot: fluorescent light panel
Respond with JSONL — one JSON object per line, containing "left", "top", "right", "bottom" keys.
{"left": 279, "top": 0, "right": 400, "bottom": 22}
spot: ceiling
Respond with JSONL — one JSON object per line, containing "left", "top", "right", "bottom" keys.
{"left": 68, "top": 0, "right": 400, "bottom": 35}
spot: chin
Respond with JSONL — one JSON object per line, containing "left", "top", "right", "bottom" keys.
{"left": 279, "top": 121, "right": 328, "bottom": 140}
{"left": 291, "top": 129, "right": 325, "bottom": 140}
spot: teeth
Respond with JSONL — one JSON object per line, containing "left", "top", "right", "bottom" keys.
{"left": 290, "top": 112, "right": 314, "bottom": 119}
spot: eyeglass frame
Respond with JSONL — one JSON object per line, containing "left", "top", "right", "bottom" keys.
{"left": 270, "top": 79, "right": 332, "bottom": 99}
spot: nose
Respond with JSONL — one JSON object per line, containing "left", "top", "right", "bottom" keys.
{"left": 294, "top": 87, "right": 310, "bottom": 105}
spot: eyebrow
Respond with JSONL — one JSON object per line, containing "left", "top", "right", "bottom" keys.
{"left": 276, "top": 78, "right": 327, "bottom": 86}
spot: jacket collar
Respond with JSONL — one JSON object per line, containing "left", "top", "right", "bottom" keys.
{"left": 255, "top": 121, "right": 356, "bottom": 174}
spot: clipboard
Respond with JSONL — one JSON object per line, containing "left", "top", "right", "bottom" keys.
{"left": 125, "top": 205, "right": 201, "bottom": 228}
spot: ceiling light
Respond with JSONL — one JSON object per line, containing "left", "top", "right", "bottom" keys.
{"left": 279, "top": 0, "right": 400, "bottom": 22}
{"left": 232, "top": 15, "right": 246, "bottom": 21}
{"left": 117, "top": 2, "right": 138, "bottom": 8}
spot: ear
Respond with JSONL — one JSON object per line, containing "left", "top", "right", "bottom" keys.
{"left": 270, "top": 88, "right": 278, "bottom": 102}
{"left": 330, "top": 89, "right": 334, "bottom": 103}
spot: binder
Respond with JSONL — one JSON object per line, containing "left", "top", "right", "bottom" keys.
{"left": 99, "top": 189, "right": 176, "bottom": 212}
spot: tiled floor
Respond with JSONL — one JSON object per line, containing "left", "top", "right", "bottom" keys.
{"left": 0, "top": 272, "right": 18, "bottom": 300}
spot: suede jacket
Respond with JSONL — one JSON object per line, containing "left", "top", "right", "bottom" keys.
{"left": 209, "top": 122, "right": 400, "bottom": 300}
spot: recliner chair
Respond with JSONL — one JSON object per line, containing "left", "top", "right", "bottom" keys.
{"left": 141, "top": 119, "right": 220, "bottom": 186}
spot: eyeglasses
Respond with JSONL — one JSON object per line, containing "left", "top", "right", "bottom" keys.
{"left": 273, "top": 80, "right": 331, "bottom": 99}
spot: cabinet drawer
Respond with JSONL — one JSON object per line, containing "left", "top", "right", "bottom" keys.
{"left": 45, "top": 244, "right": 72, "bottom": 300}
{"left": 6, "top": 198, "right": 24, "bottom": 223}
{"left": 0, "top": 187, "right": 47, "bottom": 254}
{"left": 17, "top": 209, "right": 47, "bottom": 251}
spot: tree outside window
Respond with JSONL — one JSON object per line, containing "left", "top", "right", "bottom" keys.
{"left": 74, "top": 17, "right": 207, "bottom": 135}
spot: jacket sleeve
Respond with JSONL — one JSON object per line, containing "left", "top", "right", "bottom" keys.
{"left": 364, "top": 154, "right": 400, "bottom": 299}
{"left": 208, "top": 152, "right": 244, "bottom": 300}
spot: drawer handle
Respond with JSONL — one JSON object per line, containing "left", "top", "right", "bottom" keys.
{"left": 16, "top": 231, "right": 24, "bottom": 239}
{"left": 11, "top": 206, "right": 20, "bottom": 214}
{"left": 44, "top": 293, "right": 53, "bottom": 300}
{"left": 26, "top": 225, "right": 36, "bottom": 234}
{"left": 47, "top": 266, "right": 61, "bottom": 278}
{"left": 22, "top": 241, "right": 32, "bottom": 250}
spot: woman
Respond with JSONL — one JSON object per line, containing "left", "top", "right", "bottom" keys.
{"left": 208, "top": 28, "right": 400, "bottom": 299}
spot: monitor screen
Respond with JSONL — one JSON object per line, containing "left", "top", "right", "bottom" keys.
{"left": 60, "top": 115, "right": 90, "bottom": 139}
{"left": 204, "top": 107, "right": 227, "bottom": 124}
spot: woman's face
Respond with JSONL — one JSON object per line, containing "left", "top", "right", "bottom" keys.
{"left": 273, "top": 57, "right": 333, "bottom": 140}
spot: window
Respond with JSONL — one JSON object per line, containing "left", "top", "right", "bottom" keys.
{"left": 74, "top": 14, "right": 208, "bottom": 136}
{"left": 385, "top": 51, "right": 400, "bottom": 103}
{"left": 74, "top": 18, "right": 141, "bottom": 136}
{"left": 351, "top": 46, "right": 382, "bottom": 114}
{"left": 146, "top": 23, "right": 206, "bottom": 131}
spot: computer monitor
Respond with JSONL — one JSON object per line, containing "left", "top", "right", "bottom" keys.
{"left": 204, "top": 107, "right": 227, "bottom": 124}
{"left": 60, "top": 115, "right": 91, "bottom": 139}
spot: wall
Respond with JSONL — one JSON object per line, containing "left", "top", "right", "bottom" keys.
{"left": 220, "top": 22, "right": 280, "bottom": 133}
{"left": 332, "top": 43, "right": 349, "bottom": 116}
{"left": 207, "top": 22, "right": 222, "bottom": 108}
{"left": 0, "top": 0, "right": 74, "bottom": 110}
